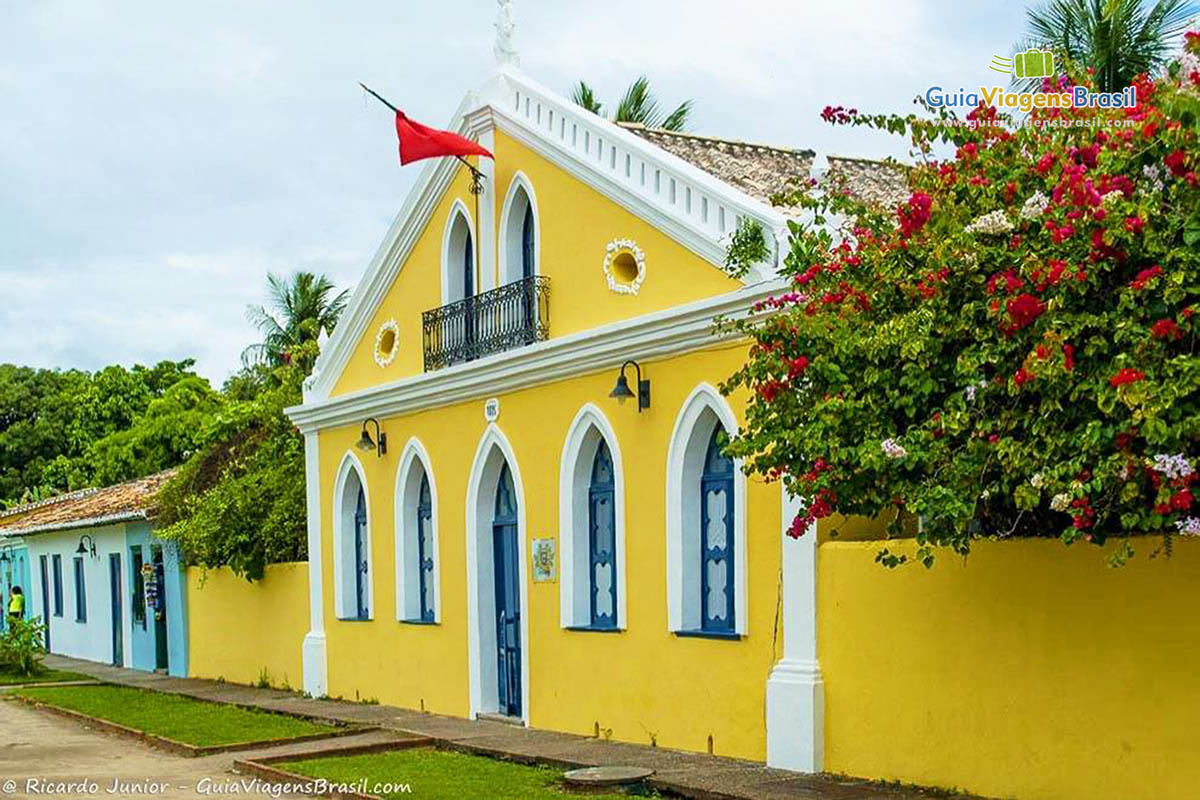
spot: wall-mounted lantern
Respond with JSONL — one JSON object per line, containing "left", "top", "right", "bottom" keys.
{"left": 356, "top": 417, "right": 388, "bottom": 457}
{"left": 609, "top": 360, "right": 650, "bottom": 413}
{"left": 75, "top": 534, "right": 97, "bottom": 558}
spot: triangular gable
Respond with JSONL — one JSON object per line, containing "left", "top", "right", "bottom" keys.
{"left": 305, "top": 66, "right": 789, "bottom": 403}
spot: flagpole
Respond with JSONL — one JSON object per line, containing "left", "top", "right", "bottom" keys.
{"left": 359, "top": 83, "right": 484, "bottom": 191}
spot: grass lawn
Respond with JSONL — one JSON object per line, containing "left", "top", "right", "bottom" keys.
{"left": 0, "top": 667, "right": 90, "bottom": 685}
{"left": 283, "top": 748, "right": 637, "bottom": 800}
{"left": 14, "top": 684, "right": 338, "bottom": 747}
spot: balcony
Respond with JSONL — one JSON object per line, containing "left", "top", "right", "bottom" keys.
{"left": 422, "top": 275, "right": 551, "bottom": 371}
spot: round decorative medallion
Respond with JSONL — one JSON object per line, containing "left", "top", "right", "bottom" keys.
{"left": 373, "top": 318, "right": 400, "bottom": 367}
{"left": 603, "top": 239, "right": 646, "bottom": 295}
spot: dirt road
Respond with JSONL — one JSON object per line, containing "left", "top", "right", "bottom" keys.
{"left": 0, "top": 696, "right": 318, "bottom": 798}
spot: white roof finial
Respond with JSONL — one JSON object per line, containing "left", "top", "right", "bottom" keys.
{"left": 494, "top": 0, "right": 519, "bottom": 68}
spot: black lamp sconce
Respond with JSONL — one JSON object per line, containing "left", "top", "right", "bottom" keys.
{"left": 356, "top": 417, "right": 388, "bottom": 457}
{"left": 75, "top": 534, "right": 97, "bottom": 558}
{"left": 609, "top": 360, "right": 651, "bottom": 412}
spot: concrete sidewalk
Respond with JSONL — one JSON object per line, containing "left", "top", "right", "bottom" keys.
{"left": 43, "top": 655, "right": 968, "bottom": 800}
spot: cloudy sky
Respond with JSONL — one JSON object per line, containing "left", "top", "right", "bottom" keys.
{"left": 0, "top": 1, "right": 1024, "bottom": 384}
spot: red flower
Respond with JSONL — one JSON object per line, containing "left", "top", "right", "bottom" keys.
{"left": 1130, "top": 265, "right": 1162, "bottom": 290}
{"left": 1165, "top": 150, "right": 1188, "bottom": 177}
{"left": 1014, "top": 368, "right": 1035, "bottom": 387}
{"left": 1006, "top": 293, "right": 1046, "bottom": 330}
{"left": 1109, "top": 368, "right": 1145, "bottom": 387}
{"left": 788, "top": 356, "right": 810, "bottom": 379}
{"left": 1171, "top": 490, "right": 1194, "bottom": 511}
{"left": 1062, "top": 343, "right": 1076, "bottom": 371}
{"left": 1150, "top": 318, "right": 1181, "bottom": 340}
{"left": 897, "top": 192, "right": 933, "bottom": 238}
{"left": 1124, "top": 216, "right": 1144, "bottom": 234}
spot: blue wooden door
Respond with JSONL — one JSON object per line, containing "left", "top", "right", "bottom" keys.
{"left": 700, "top": 428, "right": 735, "bottom": 632}
{"left": 492, "top": 464, "right": 521, "bottom": 717}
{"left": 109, "top": 553, "right": 123, "bottom": 666}
{"left": 354, "top": 487, "right": 369, "bottom": 619}
{"left": 588, "top": 442, "right": 617, "bottom": 628}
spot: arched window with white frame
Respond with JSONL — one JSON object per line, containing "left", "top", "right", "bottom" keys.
{"left": 559, "top": 404, "right": 626, "bottom": 631}
{"left": 665, "top": 385, "right": 747, "bottom": 638}
{"left": 499, "top": 173, "right": 539, "bottom": 286}
{"left": 333, "top": 454, "right": 372, "bottom": 621}
{"left": 395, "top": 439, "right": 440, "bottom": 624}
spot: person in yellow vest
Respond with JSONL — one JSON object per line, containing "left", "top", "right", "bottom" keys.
{"left": 8, "top": 586, "right": 24, "bottom": 621}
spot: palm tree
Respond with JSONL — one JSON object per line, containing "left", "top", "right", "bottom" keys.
{"left": 570, "top": 76, "right": 693, "bottom": 131}
{"left": 241, "top": 272, "right": 349, "bottom": 369}
{"left": 1020, "top": 0, "right": 1196, "bottom": 92}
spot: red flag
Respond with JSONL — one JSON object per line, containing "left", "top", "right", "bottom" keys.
{"left": 394, "top": 111, "right": 493, "bottom": 166}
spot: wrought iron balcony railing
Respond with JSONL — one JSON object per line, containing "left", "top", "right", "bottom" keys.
{"left": 422, "top": 275, "right": 550, "bottom": 371}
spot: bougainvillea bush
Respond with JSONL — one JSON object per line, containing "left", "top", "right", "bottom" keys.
{"left": 724, "top": 33, "right": 1200, "bottom": 566}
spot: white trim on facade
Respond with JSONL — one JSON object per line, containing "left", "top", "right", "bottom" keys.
{"left": 463, "top": 423, "right": 531, "bottom": 725}
{"left": 288, "top": 282, "right": 781, "bottom": 433}
{"left": 331, "top": 451, "right": 374, "bottom": 621}
{"left": 664, "top": 383, "right": 748, "bottom": 635}
{"left": 441, "top": 199, "right": 477, "bottom": 305}
{"left": 766, "top": 487, "right": 824, "bottom": 772}
{"left": 476, "top": 127, "right": 498, "bottom": 292}
{"left": 557, "top": 403, "right": 627, "bottom": 630}
{"left": 394, "top": 438, "right": 441, "bottom": 624}
{"left": 302, "top": 432, "right": 328, "bottom": 697}
{"left": 498, "top": 170, "right": 540, "bottom": 286}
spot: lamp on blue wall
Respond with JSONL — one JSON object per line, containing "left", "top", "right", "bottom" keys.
{"left": 75, "top": 534, "right": 97, "bottom": 558}
{"left": 610, "top": 360, "right": 650, "bottom": 413}
{"left": 356, "top": 418, "right": 388, "bottom": 457}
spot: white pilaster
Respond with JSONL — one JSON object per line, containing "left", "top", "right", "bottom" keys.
{"left": 302, "top": 431, "right": 328, "bottom": 698}
{"left": 766, "top": 485, "right": 824, "bottom": 772}
{"left": 476, "top": 125, "right": 498, "bottom": 291}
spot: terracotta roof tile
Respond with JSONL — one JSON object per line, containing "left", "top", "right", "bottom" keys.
{"left": 619, "top": 122, "right": 814, "bottom": 207}
{"left": 0, "top": 470, "right": 176, "bottom": 537}
{"left": 824, "top": 155, "right": 911, "bottom": 209}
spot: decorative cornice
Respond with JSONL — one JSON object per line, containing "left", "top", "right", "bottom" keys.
{"left": 286, "top": 281, "right": 782, "bottom": 433}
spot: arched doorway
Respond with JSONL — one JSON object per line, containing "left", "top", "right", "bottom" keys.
{"left": 465, "top": 426, "right": 529, "bottom": 723}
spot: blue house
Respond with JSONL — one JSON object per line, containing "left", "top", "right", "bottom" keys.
{"left": 0, "top": 472, "right": 188, "bottom": 675}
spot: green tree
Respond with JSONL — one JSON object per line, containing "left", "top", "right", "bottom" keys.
{"left": 0, "top": 365, "right": 90, "bottom": 503}
{"left": 156, "top": 344, "right": 313, "bottom": 580}
{"left": 570, "top": 76, "right": 693, "bottom": 131}
{"left": 1021, "top": 0, "right": 1195, "bottom": 91}
{"left": 241, "top": 272, "right": 348, "bottom": 371}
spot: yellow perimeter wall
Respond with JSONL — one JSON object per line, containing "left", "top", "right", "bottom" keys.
{"left": 819, "top": 537, "right": 1200, "bottom": 800}
{"left": 186, "top": 563, "right": 308, "bottom": 690}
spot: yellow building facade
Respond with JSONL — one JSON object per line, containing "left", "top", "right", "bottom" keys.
{"left": 287, "top": 56, "right": 823, "bottom": 768}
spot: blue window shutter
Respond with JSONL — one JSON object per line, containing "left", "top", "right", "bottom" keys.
{"left": 52, "top": 554, "right": 63, "bottom": 617}
{"left": 521, "top": 203, "right": 535, "bottom": 280}
{"left": 588, "top": 441, "right": 617, "bottom": 628}
{"left": 354, "top": 486, "right": 369, "bottom": 619}
{"left": 700, "top": 428, "right": 735, "bottom": 632}
{"left": 73, "top": 557, "right": 87, "bottom": 623}
{"left": 416, "top": 474, "right": 435, "bottom": 622}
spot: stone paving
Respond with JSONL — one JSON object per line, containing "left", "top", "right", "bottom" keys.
{"left": 41, "top": 655, "right": 977, "bottom": 800}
